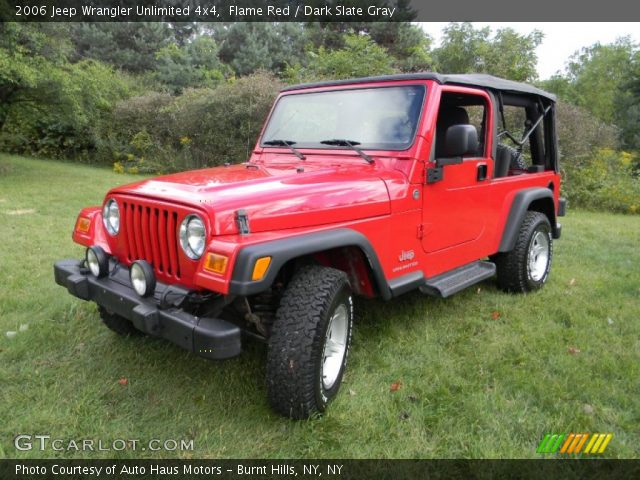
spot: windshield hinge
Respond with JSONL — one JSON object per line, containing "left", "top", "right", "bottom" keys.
{"left": 236, "top": 209, "right": 250, "bottom": 235}
{"left": 427, "top": 167, "right": 443, "bottom": 183}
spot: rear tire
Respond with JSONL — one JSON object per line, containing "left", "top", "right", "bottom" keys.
{"left": 266, "top": 266, "right": 353, "bottom": 419}
{"left": 98, "top": 306, "right": 142, "bottom": 336}
{"left": 494, "top": 211, "right": 553, "bottom": 293}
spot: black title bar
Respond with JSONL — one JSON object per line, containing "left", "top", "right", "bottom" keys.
{"left": 1, "top": 0, "right": 640, "bottom": 22}
{"left": 2, "top": 459, "right": 640, "bottom": 480}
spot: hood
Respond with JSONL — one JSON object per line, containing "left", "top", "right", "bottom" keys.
{"left": 110, "top": 158, "right": 392, "bottom": 235}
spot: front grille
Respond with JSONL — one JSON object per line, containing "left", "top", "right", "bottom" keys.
{"left": 121, "top": 201, "right": 181, "bottom": 280}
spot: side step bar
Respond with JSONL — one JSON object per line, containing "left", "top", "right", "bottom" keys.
{"left": 420, "top": 261, "right": 496, "bottom": 298}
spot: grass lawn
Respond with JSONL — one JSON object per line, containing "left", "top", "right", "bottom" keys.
{"left": 0, "top": 154, "right": 638, "bottom": 459}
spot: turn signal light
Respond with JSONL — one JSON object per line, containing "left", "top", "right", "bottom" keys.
{"left": 252, "top": 256, "right": 271, "bottom": 281}
{"left": 204, "top": 252, "right": 228, "bottom": 275}
{"left": 76, "top": 217, "right": 91, "bottom": 233}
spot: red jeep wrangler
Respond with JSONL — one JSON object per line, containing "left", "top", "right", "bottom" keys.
{"left": 55, "top": 73, "right": 565, "bottom": 418}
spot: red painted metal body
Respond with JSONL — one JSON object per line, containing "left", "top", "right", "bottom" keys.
{"left": 72, "top": 78, "right": 561, "bottom": 295}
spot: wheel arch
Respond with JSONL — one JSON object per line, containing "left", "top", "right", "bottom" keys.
{"left": 229, "top": 228, "right": 392, "bottom": 300}
{"left": 498, "top": 188, "right": 557, "bottom": 253}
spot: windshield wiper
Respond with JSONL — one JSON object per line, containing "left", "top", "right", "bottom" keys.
{"left": 263, "top": 139, "right": 306, "bottom": 160}
{"left": 320, "top": 139, "right": 374, "bottom": 164}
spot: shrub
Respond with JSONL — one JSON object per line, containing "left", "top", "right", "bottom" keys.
{"left": 562, "top": 148, "right": 640, "bottom": 214}
{"left": 97, "top": 92, "right": 174, "bottom": 171}
{"left": 0, "top": 60, "right": 136, "bottom": 161}
{"left": 103, "top": 71, "right": 282, "bottom": 173}
{"left": 556, "top": 101, "right": 618, "bottom": 159}
{"left": 170, "top": 72, "right": 282, "bottom": 167}
{"left": 555, "top": 101, "right": 638, "bottom": 213}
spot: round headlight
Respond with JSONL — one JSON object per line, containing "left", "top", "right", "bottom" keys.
{"left": 102, "top": 199, "right": 120, "bottom": 236}
{"left": 179, "top": 215, "right": 206, "bottom": 259}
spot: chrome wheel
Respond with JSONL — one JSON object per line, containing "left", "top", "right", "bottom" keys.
{"left": 321, "top": 303, "right": 349, "bottom": 390}
{"left": 528, "top": 231, "right": 550, "bottom": 282}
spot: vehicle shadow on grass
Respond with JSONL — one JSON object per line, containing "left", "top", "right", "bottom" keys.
{"left": 63, "top": 277, "right": 503, "bottom": 423}
{"left": 354, "top": 277, "right": 502, "bottom": 337}
{"left": 69, "top": 306, "right": 272, "bottom": 421}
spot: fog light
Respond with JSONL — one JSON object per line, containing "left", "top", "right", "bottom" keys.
{"left": 130, "top": 260, "right": 156, "bottom": 297}
{"left": 86, "top": 246, "right": 108, "bottom": 278}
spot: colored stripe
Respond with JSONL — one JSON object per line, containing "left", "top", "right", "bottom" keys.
{"left": 584, "top": 434, "right": 598, "bottom": 453}
{"left": 536, "top": 434, "right": 552, "bottom": 453}
{"left": 591, "top": 434, "right": 606, "bottom": 453}
{"left": 550, "top": 434, "right": 565, "bottom": 453}
{"left": 544, "top": 434, "right": 559, "bottom": 453}
{"left": 567, "top": 434, "right": 583, "bottom": 454}
{"left": 574, "top": 433, "right": 589, "bottom": 453}
{"left": 598, "top": 434, "right": 613, "bottom": 453}
{"left": 560, "top": 434, "right": 575, "bottom": 453}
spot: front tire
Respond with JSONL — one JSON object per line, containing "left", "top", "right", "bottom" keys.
{"left": 266, "top": 266, "right": 353, "bottom": 419}
{"left": 494, "top": 211, "right": 553, "bottom": 293}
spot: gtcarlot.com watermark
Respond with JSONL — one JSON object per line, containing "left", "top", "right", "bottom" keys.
{"left": 14, "top": 434, "right": 194, "bottom": 452}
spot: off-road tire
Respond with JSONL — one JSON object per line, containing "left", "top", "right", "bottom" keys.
{"left": 98, "top": 306, "right": 142, "bottom": 336}
{"left": 494, "top": 211, "right": 553, "bottom": 293}
{"left": 266, "top": 265, "right": 353, "bottom": 419}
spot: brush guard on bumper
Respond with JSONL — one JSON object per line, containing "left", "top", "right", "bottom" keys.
{"left": 53, "top": 259, "right": 241, "bottom": 360}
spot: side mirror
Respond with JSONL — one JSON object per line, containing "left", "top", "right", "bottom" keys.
{"left": 436, "top": 124, "right": 479, "bottom": 167}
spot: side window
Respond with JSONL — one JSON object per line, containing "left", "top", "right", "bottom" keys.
{"left": 499, "top": 105, "right": 533, "bottom": 169}
{"left": 495, "top": 96, "right": 549, "bottom": 177}
{"left": 435, "top": 92, "right": 488, "bottom": 159}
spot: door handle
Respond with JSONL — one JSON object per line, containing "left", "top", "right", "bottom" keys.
{"left": 477, "top": 163, "right": 487, "bottom": 181}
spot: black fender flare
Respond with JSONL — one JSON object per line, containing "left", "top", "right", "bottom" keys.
{"left": 228, "top": 228, "right": 392, "bottom": 299}
{"left": 499, "top": 188, "right": 556, "bottom": 252}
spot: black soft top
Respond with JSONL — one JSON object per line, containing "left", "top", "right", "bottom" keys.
{"left": 282, "top": 73, "right": 556, "bottom": 102}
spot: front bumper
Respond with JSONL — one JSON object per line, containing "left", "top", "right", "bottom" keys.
{"left": 54, "top": 259, "right": 241, "bottom": 360}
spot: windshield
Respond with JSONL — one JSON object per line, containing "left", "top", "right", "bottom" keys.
{"left": 261, "top": 85, "right": 425, "bottom": 150}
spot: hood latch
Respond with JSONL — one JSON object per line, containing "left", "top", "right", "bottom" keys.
{"left": 236, "top": 209, "right": 250, "bottom": 235}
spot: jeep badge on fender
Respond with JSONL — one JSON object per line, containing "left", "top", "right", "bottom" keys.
{"left": 54, "top": 73, "right": 565, "bottom": 419}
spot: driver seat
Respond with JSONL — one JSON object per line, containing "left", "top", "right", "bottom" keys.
{"left": 435, "top": 107, "right": 470, "bottom": 158}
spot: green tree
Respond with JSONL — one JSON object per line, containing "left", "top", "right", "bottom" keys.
{"left": 0, "top": 23, "right": 72, "bottom": 132}
{"left": 614, "top": 52, "right": 640, "bottom": 150}
{"left": 0, "top": 24, "right": 134, "bottom": 158}
{"left": 563, "top": 38, "right": 637, "bottom": 124}
{"left": 432, "top": 23, "right": 491, "bottom": 74}
{"left": 154, "top": 36, "right": 227, "bottom": 94}
{"left": 71, "top": 23, "right": 172, "bottom": 73}
{"left": 367, "top": 22, "right": 433, "bottom": 72}
{"left": 433, "top": 23, "right": 542, "bottom": 81}
{"left": 1, "top": 58, "right": 133, "bottom": 158}
{"left": 286, "top": 34, "right": 397, "bottom": 82}
{"left": 538, "top": 74, "right": 573, "bottom": 99}
{"left": 484, "top": 28, "right": 543, "bottom": 82}
{"left": 167, "top": 22, "right": 201, "bottom": 46}
{"left": 302, "top": 0, "right": 417, "bottom": 51}
{"left": 215, "top": 23, "right": 307, "bottom": 76}
{"left": 540, "top": 38, "right": 639, "bottom": 150}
